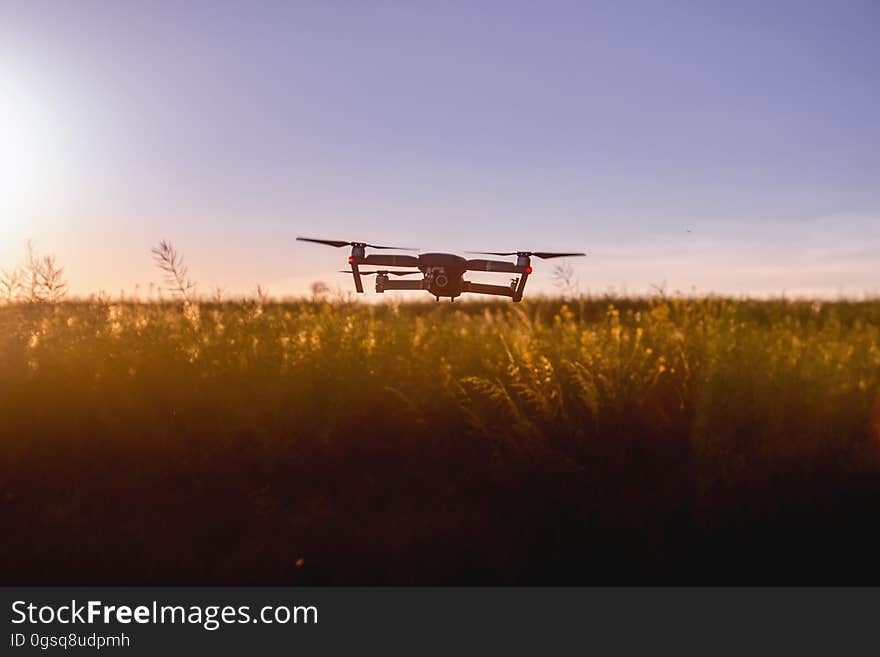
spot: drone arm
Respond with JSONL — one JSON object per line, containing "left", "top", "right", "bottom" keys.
{"left": 465, "top": 258, "right": 520, "bottom": 274}
{"left": 512, "top": 270, "right": 529, "bottom": 302}
{"left": 362, "top": 254, "right": 420, "bottom": 267}
{"left": 378, "top": 279, "right": 424, "bottom": 291}
{"left": 510, "top": 254, "right": 532, "bottom": 302}
{"left": 463, "top": 282, "right": 514, "bottom": 299}
{"left": 350, "top": 261, "right": 364, "bottom": 293}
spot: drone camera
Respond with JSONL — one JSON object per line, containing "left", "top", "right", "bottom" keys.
{"left": 434, "top": 273, "right": 449, "bottom": 288}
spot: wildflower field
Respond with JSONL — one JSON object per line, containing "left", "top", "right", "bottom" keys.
{"left": 2, "top": 297, "right": 880, "bottom": 584}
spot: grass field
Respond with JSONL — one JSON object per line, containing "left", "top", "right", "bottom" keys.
{"left": 2, "top": 296, "right": 880, "bottom": 584}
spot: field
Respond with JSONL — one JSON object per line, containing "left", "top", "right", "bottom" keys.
{"left": 2, "top": 296, "right": 880, "bottom": 584}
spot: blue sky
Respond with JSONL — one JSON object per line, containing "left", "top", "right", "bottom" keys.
{"left": 1, "top": 0, "right": 878, "bottom": 297}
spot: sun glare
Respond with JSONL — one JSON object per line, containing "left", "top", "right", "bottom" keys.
{"left": 0, "top": 67, "right": 68, "bottom": 227}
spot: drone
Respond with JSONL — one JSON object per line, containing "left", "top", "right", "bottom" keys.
{"left": 297, "top": 237, "right": 585, "bottom": 302}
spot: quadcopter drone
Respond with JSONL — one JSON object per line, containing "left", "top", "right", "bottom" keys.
{"left": 297, "top": 237, "right": 585, "bottom": 302}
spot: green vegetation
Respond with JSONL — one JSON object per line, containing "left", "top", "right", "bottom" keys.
{"left": 2, "top": 297, "right": 879, "bottom": 583}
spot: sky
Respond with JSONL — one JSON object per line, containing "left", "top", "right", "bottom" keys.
{"left": 1, "top": 0, "right": 878, "bottom": 299}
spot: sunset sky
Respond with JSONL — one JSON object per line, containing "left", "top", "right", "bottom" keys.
{"left": 1, "top": 1, "right": 878, "bottom": 298}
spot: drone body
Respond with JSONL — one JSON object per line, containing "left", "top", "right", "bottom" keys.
{"left": 297, "top": 238, "right": 585, "bottom": 302}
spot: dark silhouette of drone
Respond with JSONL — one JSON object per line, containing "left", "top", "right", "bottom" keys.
{"left": 297, "top": 237, "right": 585, "bottom": 302}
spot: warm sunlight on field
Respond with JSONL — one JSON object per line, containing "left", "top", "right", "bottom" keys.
{"left": 2, "top": 297, "right": 879, "bottom": 584}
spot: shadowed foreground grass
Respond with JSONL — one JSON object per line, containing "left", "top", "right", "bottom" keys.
{"left": 2, "top": 297, "right": 880, "bottom": 584}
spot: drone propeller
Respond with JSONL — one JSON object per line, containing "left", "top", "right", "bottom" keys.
{"left": 339, "top": 270, "right": 422, "bottom": 277}
{"left": 468, "top": 250, "right": 586, "bottom": 259}
{"left": 298, "top": 237, "right": 416, "bottom": 250}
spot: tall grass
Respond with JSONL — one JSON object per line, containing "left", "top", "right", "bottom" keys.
{"left": 2, "top": 297, "right": 879, "bottom": 583}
